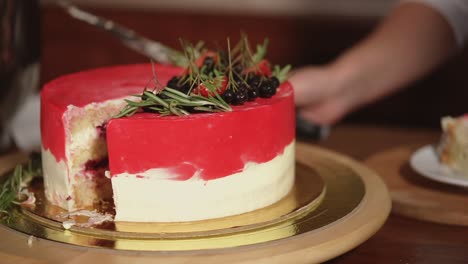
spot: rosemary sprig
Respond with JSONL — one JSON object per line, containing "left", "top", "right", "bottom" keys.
{"left": 114, "top": 86, "right": 232, "bottom": 118}
{"left": 167, "top": 40, "right": 205, "bottom": 68}
{"left": 225, "top": 38, "right": 241, "bottom": 93}
{"left": 0, "top": 154, "right": 42, "bottom": 222}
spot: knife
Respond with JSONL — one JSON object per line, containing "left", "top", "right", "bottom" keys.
{"left": 296, "top": 113, "right": 330, "bottom": 141}
{"left": 56, "top": 1, "right": 181, "bottom": 65}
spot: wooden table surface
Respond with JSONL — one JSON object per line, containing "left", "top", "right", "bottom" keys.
{"left": 315, "top": 124, "right": 468, "bottom": 264}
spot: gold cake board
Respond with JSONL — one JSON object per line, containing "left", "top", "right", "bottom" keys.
{"left": 0, "top": 143, "right": 391, "bottom": 264}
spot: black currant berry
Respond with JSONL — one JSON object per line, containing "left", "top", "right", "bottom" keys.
{"left": 222, "top": 90, "right": 235, "bottom": 104}
{"left": 203, "top": 56, "right": 215, "bottom": 66}
{"left": 202, "top": 57, "right": 215, "bottom": 73}
{"left": 233, "top": 87, "right": 248, "bottom": 105}
{"left": 232, "top": 63, "right": 244, "bottom": 73}
{"left": 234, "top": 75, "right": 245, "bottom": 87}
{"left": 248, "top": 75, "right": 262, "bottom": 89}
{"left": 167, "top": 76, "right": 182, "bottom": 90}
{"left": 158, "top": 93, "right": 170, "bottom": 99}
{"left": 167, "top": 76, "right": 191, "bottom": 94}
{"left": 259, "top": 80, "right": 276, "bottom": 98}
{"left": 142, "top": 106, "right": 157, "bottom": 113}
{"left": 270, "top": 76, "right": 280, "bottom": 88}
{"left": 247, "top": 87, "right": 258, "bottom": 101}
{"left": 179, "top": 83, "right": 191, "bottom": 94}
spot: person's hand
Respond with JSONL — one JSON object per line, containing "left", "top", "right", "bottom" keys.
{"left": 290, "top": 2, "right": 458, "bottom": 127}
{"left": 290, "top": 65, "right": 351, "bottom": 125}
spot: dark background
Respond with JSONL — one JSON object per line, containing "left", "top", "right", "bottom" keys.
{"left": 40, "top": 4, "right": 468, "bottom": 129}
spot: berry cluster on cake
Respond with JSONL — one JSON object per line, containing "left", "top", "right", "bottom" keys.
{"left": 437, "top": 115, "right": 468, "bottom": 176}
{"left": 40, "top": 38, "right": 295, "bottom": 222}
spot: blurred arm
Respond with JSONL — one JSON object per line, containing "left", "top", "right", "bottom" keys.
{"left": 292, "top": 2, "right": 461, "bottom": 125}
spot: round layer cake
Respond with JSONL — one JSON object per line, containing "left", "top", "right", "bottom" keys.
{"left": 41, "top": 63, "right": 295, "bottom": 222}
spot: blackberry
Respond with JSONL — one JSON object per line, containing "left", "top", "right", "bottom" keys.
{"left": 202, "top": 57, "right": 215, "bottom": 73}
{"left": 167, "top": 76, "right": 191, "bottom": 94}
{"left": 167, "top": 76, "right": 183, "bottom": 90}
{"left": 158, "top": 93, "right": 170, "bottom": 99}
{"left": 270, "top": 76, "right": 280, "bottom": 88}
{"left": 179, "top": 82, "right": 191, "bottom": 94}
{"left": 247, "top": 87, "right": 258, "bottom": 101}
{"left": 248, "top": 75, "right": 262, "bottom": 89}
{"left": 203, "top": 56, "right": 215, "bottom": 66}
{"left": 233, "top": 86, "right": 248, "bottom": 105}
{"left": 233, "top": 74, "right": 246, "bottom": 88}
{"left": 142, "top": 106, "right": 158, "bottom": 113}
{"left": 221, "top": 89, "right": 235, "bottom": 104}
{"left": 232, "top": 63, "right": 244, "bottom": 73}
{"left": 259, "top": 79, "right": 276, "bottom": 98}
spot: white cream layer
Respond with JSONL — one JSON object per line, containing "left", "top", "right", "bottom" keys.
{"left": 42, "top": 147, "right": 73, "bottom": 210}
{"left": 112, "top": 141, "right": 295, "bottom": 222}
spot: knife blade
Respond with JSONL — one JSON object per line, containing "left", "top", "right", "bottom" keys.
{"left": 57, "top": 1, "right": 176, "bottom": 64}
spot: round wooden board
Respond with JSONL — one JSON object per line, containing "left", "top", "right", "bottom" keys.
{"left": 365, "top": 144, "right": 468, "bottom": 226}
{"left": 0, "top": 143, "right": 390, "bottom": 264}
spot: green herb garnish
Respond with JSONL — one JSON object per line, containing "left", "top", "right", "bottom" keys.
{"left": 115, "top": 87, "right": 231, "bottom": 118}
{"left": 0, "top": 154, "right": 42, "bottom": 222}
{"left": 272, "top": 64, "right": 292, "bottom": 83}
{"left": 116, "top": 35, "right": 291, "bottom": 118}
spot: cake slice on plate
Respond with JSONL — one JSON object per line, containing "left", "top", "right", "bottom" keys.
{"left": 437, "top": 115, "right": 468, "bottom": 176}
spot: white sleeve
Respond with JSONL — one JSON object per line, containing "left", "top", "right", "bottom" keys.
{"left": 400, "top": 0, "right": 468, "bottom": 48}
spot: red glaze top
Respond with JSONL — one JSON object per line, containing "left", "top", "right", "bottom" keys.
{"left": 107, "top": 83, "right": 295, "bottom": 181}
{"left": 41, "top": 64, "right": 183, "bottom": 161}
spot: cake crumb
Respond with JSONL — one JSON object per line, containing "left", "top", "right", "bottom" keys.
{"left": 27, "top": 235, "right": 35, "bottom": 248}
{"left": 61, "top": 210, "right": 114, "bottom": 228}
{"left": 20, "top": 189, "right": 36, "bottom": 207}
{"left": 62, "top": 219, "right": 76, "bottom": 230}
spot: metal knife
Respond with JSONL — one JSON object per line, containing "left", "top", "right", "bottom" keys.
{"left": 57, "top": 1, "right": 177, "bottom": 64}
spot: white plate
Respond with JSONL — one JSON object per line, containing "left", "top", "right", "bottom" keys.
{"left": 410, "top": 145, "right": 468, "bottom": 187}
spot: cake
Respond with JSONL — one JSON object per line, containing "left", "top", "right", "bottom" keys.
{"left": 41, "top": 40, "right": 295, "bottom": 222}
{"left": 437, "top": 115, "right": 468, "bottom": 176}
